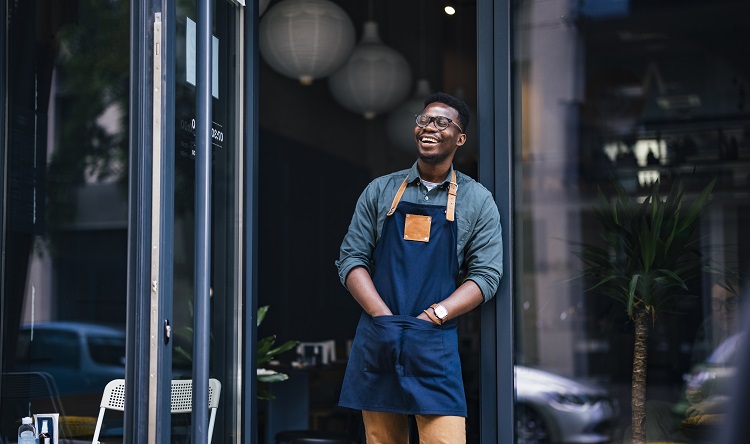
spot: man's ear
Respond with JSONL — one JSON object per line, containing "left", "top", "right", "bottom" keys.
{"left": 456, "top": 133, "right": 467, "bottom": 147}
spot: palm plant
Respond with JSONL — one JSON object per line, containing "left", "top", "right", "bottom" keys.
{"left": 575, "top": 178, "right": 716, "bottom": 444}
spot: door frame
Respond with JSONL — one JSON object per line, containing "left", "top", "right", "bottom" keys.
{"left": 478, "top": 0, "right": 515, "bottom": 442}
{"left": 126, "top": 0, "right": 514, "bottom": 442}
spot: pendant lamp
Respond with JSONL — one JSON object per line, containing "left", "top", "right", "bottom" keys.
{"left": 259, "top": 0, "right": 355, "bottom": 85}
{"left": 328, "top": 21, "right": 412, "bottom": 119}
{"left": 386, "top": 79, "right": 432, "bottom": 152}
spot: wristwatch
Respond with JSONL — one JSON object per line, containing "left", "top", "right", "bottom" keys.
{"left": 431, "top": 304, "right": 448, "bottom": 324}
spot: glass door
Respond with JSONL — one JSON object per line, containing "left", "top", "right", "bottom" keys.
{"left": 169, "top": 0, "right": 242, "bottom": 442}
{"left": 1, "top": 0, "right": 245, "bottom": 442}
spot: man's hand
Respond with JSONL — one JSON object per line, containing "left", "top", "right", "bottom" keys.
{"left": 346, "top": 267, "right": 393, "bottom": 317}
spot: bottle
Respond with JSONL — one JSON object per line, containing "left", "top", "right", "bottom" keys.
{"left": 18, "top": 416, "right": 37, "bottom": 444}
{"left": 38, "top": 421, "right": 51, "bottom": 443}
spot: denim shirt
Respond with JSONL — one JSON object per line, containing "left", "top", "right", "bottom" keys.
{"left": 336, "top": 162, "right": 503, "bottom": 302}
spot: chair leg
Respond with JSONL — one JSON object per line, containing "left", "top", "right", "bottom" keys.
{"left": 92, "top": 408, "right": 106, "bottom": 444}
{"left": 208, "top": 408, "right": 217, "bottom": 444}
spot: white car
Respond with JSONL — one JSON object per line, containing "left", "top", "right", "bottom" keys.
{"left": 515, "top": 365, "right": 620, "bottom": 444}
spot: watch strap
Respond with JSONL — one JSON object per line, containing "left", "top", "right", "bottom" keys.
{"left": 423, "top": 309, "right": 441, "bottom": 325}
{"left": 429, "top": 304, "right": 446, "bottom": 325}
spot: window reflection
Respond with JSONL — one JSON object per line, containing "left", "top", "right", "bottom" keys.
{"left": 515, "top": 0, "right": 748, "bottom": 442}
{"left": 2, "top": 0, "right": 129, "bottom": 441}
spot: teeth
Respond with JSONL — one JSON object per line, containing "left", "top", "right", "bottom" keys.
{"left": 421, "top": 137, "right": 438, "bottom": 143}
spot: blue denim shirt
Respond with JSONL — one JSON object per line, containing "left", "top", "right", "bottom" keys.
{"left": 336, "top": 162, "right": 503, "bottom": 302}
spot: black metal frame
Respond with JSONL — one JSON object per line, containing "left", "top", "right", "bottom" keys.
{"left": 0, "top": 0, "right": 7, "bottom": 339}
{"left": 478, "top": 0, "right": 515, "bottom": 443}
{"left": 0, "top": 2, "right": 8, "bottom": 378}
{"left": 243, "top": 2, "right": 261, "bottom": 443}
{"left": 126, "top": 0, "right": 175, "bottom": 442}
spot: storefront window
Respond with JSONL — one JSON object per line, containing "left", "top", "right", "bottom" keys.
{"left": 513, "top": 0, "right": 749, "bottom": 442}
{"left": 1, "top": 0, "right": 130, "bottom": 441}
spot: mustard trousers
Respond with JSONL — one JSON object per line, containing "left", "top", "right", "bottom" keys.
{"left": 361, "top": 410, "right": 466, "bottom": 444}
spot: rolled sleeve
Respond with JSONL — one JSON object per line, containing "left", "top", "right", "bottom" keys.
{"left": 462, "top": 193, "right": 503, "bottom": 302}
{"left": 335, "top": 182, "right": 380, "bottom": 287}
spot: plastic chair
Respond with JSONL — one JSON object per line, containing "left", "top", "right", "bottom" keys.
{"left": 92, "top": 378, "right": 221, "bottom": 444}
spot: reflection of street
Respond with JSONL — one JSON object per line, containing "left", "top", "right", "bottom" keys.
{"left": 514, "top": 366, "right": 620, "bottom": 444}
{"left": 7, "top": 322, "right": 126, "bottom": 441}
{"left": 623, "top": 331, "right": 743, "bottom": 442}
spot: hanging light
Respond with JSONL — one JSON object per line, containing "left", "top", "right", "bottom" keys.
{"left": 328, "top": 21, "right": 412, "bottom": 119}
{"left": 444, "top": 1, "right": 456, "bottom": 15}
{"left": 386, "top": 79, "right": 433, "bottom": 152}
{"left": 259, "top": 0, "right": 356, "bottom": 85}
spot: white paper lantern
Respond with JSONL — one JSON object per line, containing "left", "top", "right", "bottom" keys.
{"left": 259, "top": 0, "right": 355, "bottom": 85}
{"left": 328, "top": 21, "right": 412, "bottom": 119}
{"left": 386, "top": 79, "right": 432, "bottom": 152}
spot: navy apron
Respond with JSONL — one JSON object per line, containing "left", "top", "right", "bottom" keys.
{"left": 339, "top": 172, "right": 467, "bottom": 417}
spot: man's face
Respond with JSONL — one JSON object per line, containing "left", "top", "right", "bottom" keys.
{"left": 414, "top": 102, "right": 466, "bottom": 165}
{"left": 711, "top": 283, "right": 739, "bottom": 326}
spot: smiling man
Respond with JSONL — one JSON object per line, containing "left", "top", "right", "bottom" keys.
{"left": 335, "top": 92, "right": 504, "bottom": 443}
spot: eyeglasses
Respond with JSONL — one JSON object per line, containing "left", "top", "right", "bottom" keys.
{"left": 415, "top": 114, "right": 464, "bottom": 133}
{"left": 712, "top": 296, "right": 739, "bottom": 311}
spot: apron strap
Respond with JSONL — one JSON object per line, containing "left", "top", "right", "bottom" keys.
{"left": 386, "top": 177, "right": 409, "bottom": 216}
{"left": 446, "top": 170, "right": 457, "bottom": 222}
{"left": 386, "top": 170, "right": 458, "bottom": 221}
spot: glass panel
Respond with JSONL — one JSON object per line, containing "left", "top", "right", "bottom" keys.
{"left": 2, "top": 0, "right": 130, "bottom": 442}
{"left": 514, "top": 0, "right": 749, "bottom": 443}
{"left": 172, "top": 0, "right": 240, "bottom": 442}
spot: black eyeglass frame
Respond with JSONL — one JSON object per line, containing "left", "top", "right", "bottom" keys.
{"left": 415, "top": 114, "right": 464, "bottom": 133}
{"left": 712, "top": 296, "right": 739, "bottom": 311}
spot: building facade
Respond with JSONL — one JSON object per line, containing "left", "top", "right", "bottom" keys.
{"left": 1, "top": 0, "right": 748, "bottom": 443}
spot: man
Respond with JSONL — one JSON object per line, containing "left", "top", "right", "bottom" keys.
{"left": 335, "top": 92, "right": 503, "bottom": 443}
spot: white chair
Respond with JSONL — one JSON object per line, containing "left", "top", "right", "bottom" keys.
{"left": 92, "top": 378, "right": 222, "bottom": 444}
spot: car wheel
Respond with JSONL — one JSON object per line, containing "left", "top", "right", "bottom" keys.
{"left": 515, "top": 406, "right": 550, "bottom": 444}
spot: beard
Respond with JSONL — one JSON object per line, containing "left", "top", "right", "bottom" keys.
{"left": 418, "top": 147, "right": 454, "bottom": 165}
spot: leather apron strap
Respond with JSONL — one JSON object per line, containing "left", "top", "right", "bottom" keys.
{"left": 386, "top": 170, "right": 458, "bottom": 220}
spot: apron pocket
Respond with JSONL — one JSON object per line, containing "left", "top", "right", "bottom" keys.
{"left": 400, "top": 322, "right": 447, "bottom": 377}
{"left": 362, "top": 316, "right": 400, "bottom": 374}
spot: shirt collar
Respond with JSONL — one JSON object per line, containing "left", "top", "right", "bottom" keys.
{"left": 407, "top": 161, "right": 455, "bottom": 187}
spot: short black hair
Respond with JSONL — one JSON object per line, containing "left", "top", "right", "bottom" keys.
{"left": 423, "top": 92, "right": 470, "bottom": 132}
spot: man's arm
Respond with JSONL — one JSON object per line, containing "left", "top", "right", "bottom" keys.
{"left": 415, "top": 279, "right": 484, "bottom": 323}
{"left": 418, "top": 188, "right": 503, "bottom": 324}
{"left": 345, "top": 266, "right": 393, "bottom": 317}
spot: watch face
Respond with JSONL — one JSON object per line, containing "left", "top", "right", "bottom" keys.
{"left": 434, "top": 305, "right": 448, "bottom": 319}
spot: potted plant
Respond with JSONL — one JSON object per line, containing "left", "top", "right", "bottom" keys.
{"left": 575, "top": 177, "right": 718, "bottom": 444}
{"left": 173, "top": 304, "right": 298, "bottom": 400}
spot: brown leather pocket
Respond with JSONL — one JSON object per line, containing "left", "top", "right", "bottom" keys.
{"left": 403, "top": 214, "right": 431, "bottom": 242}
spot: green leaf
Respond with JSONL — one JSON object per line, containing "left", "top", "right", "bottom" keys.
{"left": 268, "top": 340, "right": 300, "bottom": 357}
{"left": 627, "top": 275, "right": 640, "bottom": 318}
{"left": 257, "top": 305, "right": 269, "bottom": 327}
{"left": 258, "top": 372, "right": 290, "bottom": 383}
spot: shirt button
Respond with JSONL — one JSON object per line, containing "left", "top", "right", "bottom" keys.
{"left": 424, "top": 196, "right": 429, "bottom": 201}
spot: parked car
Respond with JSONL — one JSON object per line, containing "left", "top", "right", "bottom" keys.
{"left": 515, "top": 365, "right": 620, "bottom": 444}
{"left": 15, "top": 321, "right": 126, "bottom": 416}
